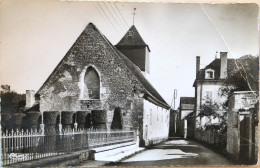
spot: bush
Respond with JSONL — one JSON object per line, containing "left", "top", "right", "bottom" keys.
{"left": 76, "top": 111, "right": 90, "bottom": 124}
{"left": 23, "top": 111, "right": 41, "bottom": 130}
{"left": 43, "top": 111, "right": 59, "bottom": 125}
{"left": 26, "top": 111, "right": 41, "bottom": 125}
{"left": 1, "top": 113, "right": 11, "bottom": 130}
{"left": 12, "top": 113, "right": 26, "bottom": 126}
{"left": 1, "top": 113, "right": 11, "bottom": 124}
{"left": 61, "top": 111, "right": 74, "bottom": 125}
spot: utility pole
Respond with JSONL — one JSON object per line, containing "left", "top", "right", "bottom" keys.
{"left": 173, "top": 89, "right": 177, "bottom": 110}
{"left": 170, "top": 89, "right": 177, "bottom": 110}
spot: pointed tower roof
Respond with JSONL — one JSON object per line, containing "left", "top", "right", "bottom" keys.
{"left": 117, "top": 25, "right": 150, "bottom": 51}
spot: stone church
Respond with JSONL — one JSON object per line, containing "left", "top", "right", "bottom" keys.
{"left": 33, "top": 23, "right": 170, "bottom": 146}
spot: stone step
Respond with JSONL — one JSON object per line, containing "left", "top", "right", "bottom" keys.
{"left": 89, "top": 141, "right": 137, "bottom": 160}
{"left": 95, "top": 146, "right": 145, "bottom": 162}
{"left": 89, "top": 141, "right": 144, "bottom": 162}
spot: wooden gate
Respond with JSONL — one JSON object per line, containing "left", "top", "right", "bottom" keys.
{"left": 239, "top": 114, "right": 251, "bottom": 162}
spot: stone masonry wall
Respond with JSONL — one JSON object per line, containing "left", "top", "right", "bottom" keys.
{"left": 227, "top": 92, "right": 258, "bottom": 161}
{"left": 38, "top": 24, "right": 145, "bottom": 132}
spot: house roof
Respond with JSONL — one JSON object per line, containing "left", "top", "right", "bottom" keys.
{"left": 180, "top": 97, "right": 195, "bottom": 110}
{"left": 196, "top": 59, "right": 236, "bottom": 80}
{"left": 193, "top": 56, "right": 259, "bottom": 91}
{"left": 180, "top": 97, "right": 195, "bottom": 105}
{"left": 37, "top": 23, "right": 170, "bottom": 109}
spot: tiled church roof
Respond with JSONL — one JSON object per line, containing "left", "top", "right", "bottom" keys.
{"left": 115, "top": 25, "right": 151, "bottom": 72}
{"left": 116, "top": 25, "right": 148, "bottom": 46}
{"left": 94, "top": 24, "right": 169, "bottom": 108}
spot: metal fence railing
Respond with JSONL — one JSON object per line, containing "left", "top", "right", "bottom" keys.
{"left": 87, "top": 129, "right": 135, "bottom": 149}
{"left": 1, "top": 128, "right": 135, "bottom": 166}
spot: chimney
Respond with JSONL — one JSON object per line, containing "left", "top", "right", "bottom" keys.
{"left": 26, "top": 90, "right": 35, "bottom": 108}
{"left": 220, "top": 52, "right": 228, "bottom": 79}
{"left": 196, "top": 56, "right": 200, "bottom": 78}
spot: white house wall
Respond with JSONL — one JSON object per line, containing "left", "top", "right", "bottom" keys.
{"left": 195, "top": 81, "right": 227, "bottom": 129}
{"left": 197, "top": 81, "right": 227, "bottom": 108}
{"left": 142, "top": 99, "right": 169, "bottom": 146}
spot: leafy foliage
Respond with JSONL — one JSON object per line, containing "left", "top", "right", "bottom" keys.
{"left": 1, "top": 91, "right": 25, "bottom": 114}
{"left": 200, "top": 102, "right": 225, "bottom": 117}
{"left": 220, "top": 55, "right": 259, "bottom": 96}
{"left": 43, "top": 111, "right": 59, "bottom": 125}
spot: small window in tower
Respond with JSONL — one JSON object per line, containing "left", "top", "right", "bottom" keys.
{"left": 205, "top": 69, "right": 214, "bottom": 79}
{"left": 128, "top": 31, "right": 133, "bottom": 37}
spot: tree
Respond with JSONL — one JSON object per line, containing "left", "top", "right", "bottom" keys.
{"left": 219, "top": 55, "right": 259, "bottom": 97}
{"left": 1, "top": 91, "right": 26, "bottom": 114}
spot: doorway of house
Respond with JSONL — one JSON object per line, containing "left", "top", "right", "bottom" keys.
{"left": 111, "top": 107, "right": 123, "bottom": 130}
{"left": 239, "top": 113, "right": 251, "bottom": 162}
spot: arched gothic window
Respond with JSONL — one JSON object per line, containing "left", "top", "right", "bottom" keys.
{"left": 84, "top": 66, "right": 100, "bottom": 99}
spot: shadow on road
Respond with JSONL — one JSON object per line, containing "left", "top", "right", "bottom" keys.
{"left": 106, "top": 138, "right": 239, "bottom": 167}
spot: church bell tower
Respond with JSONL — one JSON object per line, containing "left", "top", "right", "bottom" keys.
{"left": 115, "top": 23, "right": 151, "bottom": 75}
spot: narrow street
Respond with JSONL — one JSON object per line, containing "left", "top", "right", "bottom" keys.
{"left": 108, "top": 138, "right": 237, "bottom": 166}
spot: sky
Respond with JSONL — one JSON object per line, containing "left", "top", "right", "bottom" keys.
{"left": 0, "top": 0, "right": 259, "bottom": 108}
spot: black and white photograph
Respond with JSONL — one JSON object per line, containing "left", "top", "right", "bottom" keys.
{"left": 0, "top": 0, "right": 259, "bottom": 167}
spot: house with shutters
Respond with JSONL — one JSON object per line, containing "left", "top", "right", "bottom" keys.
{"left": 193, "top": 53, "right": 259, "bottom": 163}
{"left": 193, "top": 52, "right": 232, "bottom": 132}
{"left": 27, "top": 23, "right": 170, "bottom": 147}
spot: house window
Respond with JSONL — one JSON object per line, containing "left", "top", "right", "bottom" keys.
{"left": 84, "top": 66, "right": 100, "bottom": 99}
{"left": 205, "top": 91, "right": 213, "bottom": 105}
{"left": 165, "top": 109, "right": 167, "bottom": 122}
{"left": 150, "top": 109, "right": 152, "bottom": 125}
{"left": 205, "top": 69, "right": 214, "bottom": 79}
{"left": 157, "top": 107, "right": 159, "bottom": 121}
{"left": 161, "top": 109, "right": 163, "bottom": 122}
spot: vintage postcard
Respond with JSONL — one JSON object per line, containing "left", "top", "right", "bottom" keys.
{"left": 0, "top": 0, "right": 259, "bottom": 167}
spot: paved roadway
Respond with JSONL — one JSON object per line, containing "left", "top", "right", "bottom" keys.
{"left": 107, "top": 138, "right": 238, "bottom": 166}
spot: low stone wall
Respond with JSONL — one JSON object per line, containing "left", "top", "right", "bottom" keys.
{"left": 195, "top": 127, "right": 227, "bottom": 152}
{"left": 195, "top": 128, "right": 215, "bottom": 144}
{"left": 145, "top": 137, "right": 168, "bottom": 147}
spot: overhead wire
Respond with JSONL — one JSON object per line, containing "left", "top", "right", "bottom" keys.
{"left": 200, "top": 4, "right": 257, "bottom": 95}
{"left": 103, "top": 2, "right": 125, "bottom": 34}
{"left": 97, "top": 2, "right": 122, "bottom": 39}
{"left": 113, "top": 2, "right": 130, "bottom": 28}
{"left": 108, "top": 2, "right": 128, "bottom": 31}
